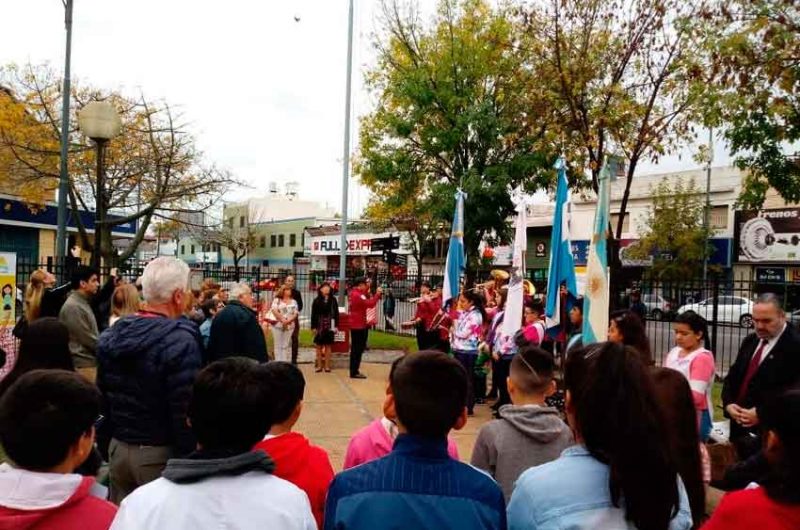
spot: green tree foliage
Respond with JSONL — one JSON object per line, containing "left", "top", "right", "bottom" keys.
{"left": 518, "top": 0, "right": 706, "bottom": 240}
{"left": 356, "top": 0, "right": 556, "bottom": 263}
{"left": 632, "top": 178, "right": 712, "bottom": 280}
{"left": 699, "top": 0, "right": 800, "bottom": 209}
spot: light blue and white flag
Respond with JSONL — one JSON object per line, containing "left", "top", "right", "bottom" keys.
{"left": 502, "top": 193, "right": 527, "bottom": 337}
{"left": 442, "top": 189, "right": 467, "bottom": 308}
{"left": 545, "top": 157, "right": 577, "bottom": 332}
{"left": 582, "top": 162, "right": 611, "bottom": 345}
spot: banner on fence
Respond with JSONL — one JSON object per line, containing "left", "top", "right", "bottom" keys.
{"left": 0, "top": 252, "right": 17, "bottom": 378}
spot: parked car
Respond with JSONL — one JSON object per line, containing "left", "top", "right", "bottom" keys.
{"left": 677, "top": 296, "right": 755, "bottom": 328}
{"left": 641, "top": 293, "right": 672, "bottom": 321}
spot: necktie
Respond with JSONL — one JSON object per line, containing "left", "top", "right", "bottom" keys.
{"left": 737, "top": 339, "right": 767, "bottom": 405}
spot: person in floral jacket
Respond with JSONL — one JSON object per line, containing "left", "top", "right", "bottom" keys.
{"left": 451, "top": 291, "right": 486, "bottom": 415}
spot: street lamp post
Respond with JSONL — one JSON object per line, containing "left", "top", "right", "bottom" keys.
{"left": 78, "top": 101, "right": 122, "bottom": 269}
{"left": 55, "top": 0, "right": 74, "bottom": 261}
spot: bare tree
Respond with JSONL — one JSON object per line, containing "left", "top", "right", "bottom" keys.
{"left": 0, "top": 63, "right": 241, "bottom": 263}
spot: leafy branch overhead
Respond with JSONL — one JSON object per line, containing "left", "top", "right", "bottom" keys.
{"left": 697, "top": 0, "right": 800, "bottom": 209}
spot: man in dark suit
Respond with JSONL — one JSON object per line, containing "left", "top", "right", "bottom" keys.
{"left": 722, "top": 292, "right": 800, "bottom": 459}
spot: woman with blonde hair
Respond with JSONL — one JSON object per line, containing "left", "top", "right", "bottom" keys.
{"left": 109, "top": 283, "right": 141, "bottom": 327}
{"left": 271, "top": 284, "right": 299, "bottom": 363}
{"left": 15, "top": 269, "right": 71, "bottom": 339}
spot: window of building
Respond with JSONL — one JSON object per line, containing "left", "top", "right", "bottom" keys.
{"left": 278, "top": 234, "right": 285, "bottom": 247}
{"left": 181, "top": 245, "right": 185, "bottom": 255}
{"left": 270, "top": 234, "right": 277, "bottom": 247}
{"left": 190, "top": 245, "right": 195, "bottom": 254}
{"left": 710, "top": 205, "right": 728, "bottom": 230}
{"left": 239, "top": 216, "right": 245, "bottom": 228}
{"left": 290, "top": 233, "right": 296, "bottom": 247}
{"left": 260, "top": 235, "right": 266, "bottom": 248}
{"left": 228, "top": 218, "right": 234, "bottom": 229}
{"left": 610, "top": 213, "right": 631, "bottom": 234}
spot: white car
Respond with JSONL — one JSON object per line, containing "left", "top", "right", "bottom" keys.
{"left": 641, "top": 294, "right": 672, "bottom": 320}
{"left": 677, "top": 296, "right": 754, "bottom": 328}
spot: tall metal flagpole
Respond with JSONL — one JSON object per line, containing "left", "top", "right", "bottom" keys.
{"left": 56, "top": 0, "right": 74, "bottom": 261}
{"left": 338, "top": 0, "right": 354, "bottom": 303}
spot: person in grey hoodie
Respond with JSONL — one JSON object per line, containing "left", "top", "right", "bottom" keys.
{"left": 471, "top": 346, "right": 573, "bottom": 501}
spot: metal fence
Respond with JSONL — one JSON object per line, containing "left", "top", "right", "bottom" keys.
{"left": 15, "top": 258, "right": 795, "bottom": 376}
{"left": 616, "top": 276, "right": 799, "bottom": 376}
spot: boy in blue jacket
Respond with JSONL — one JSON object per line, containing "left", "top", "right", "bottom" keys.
{"left": 325, "top": 351, "right": 506, "bottom": 530}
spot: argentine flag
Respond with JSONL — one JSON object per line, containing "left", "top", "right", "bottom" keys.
{"left": 502, "top": 194, "right": 527, "bottom": 337}
{"left": 545, "top": 157, "right": 577, "bottom": 332}
{"left": 442, "top": 189, "right": 467, "bottom": 308}
{"left": 582, "top": 162, "right": 611, "bottom": 344}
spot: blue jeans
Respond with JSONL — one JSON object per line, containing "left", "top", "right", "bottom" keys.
{"left": 453, "top": 350, "right": 478, "bottom": 413}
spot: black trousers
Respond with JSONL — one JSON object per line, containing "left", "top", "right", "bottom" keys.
{"left": 416, "top": 323, "right": 437, "bottom": 351}
{"left": 291, "top": 323, "right": 300, "bottom": 365}
{"left": 453, "top": 350, "right": 477, "bottom": 413}
{"left": 493, "top": 357, "right": 513, "bottom": 410}
{"left": 488, "top": 357, "right": 500, "bottom": 398}
{"left": 350, "top": 328, "right": 368, "bottom": 376}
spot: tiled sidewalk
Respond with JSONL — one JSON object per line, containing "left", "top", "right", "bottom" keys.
{"left": 293, "top": 362, "right": 494, "bottom": 470}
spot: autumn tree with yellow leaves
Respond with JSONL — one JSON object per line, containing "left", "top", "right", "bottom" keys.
{"left": 0, "top": 63, "right": 239, "bottom": 263}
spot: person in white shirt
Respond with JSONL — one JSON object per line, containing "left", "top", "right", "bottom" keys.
{"left": 110, "top": 358, "right": 315, "bottom": 530}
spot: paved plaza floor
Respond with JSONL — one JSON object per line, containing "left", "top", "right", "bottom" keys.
{"left": 293, "top": 361, "right": 494, "bottom": 470}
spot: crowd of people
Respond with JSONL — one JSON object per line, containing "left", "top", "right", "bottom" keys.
{"left": 0, "top": 256, "right": 799, "bottom": 529}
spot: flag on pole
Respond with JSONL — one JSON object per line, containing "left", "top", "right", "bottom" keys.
{"left": 502, "top": 194, "right": 527, "bottom": 337}
{"left": 545, "top": 157, "right": 577, "bottom": 332}
{"left": 582, "top": 162, "right": 611, "bottom": 345}
{"left": 442, "top": 189, "right": 467, "bottom": 308}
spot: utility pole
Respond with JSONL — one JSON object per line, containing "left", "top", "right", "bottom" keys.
{"left": 55, "top": 0, "right": 74, "bottom": 261}
{"left": 702, "top": 127, "right": 714, "bottom": 281}
{"left": 338, "top": 0, "right": 354, "bottom": 303}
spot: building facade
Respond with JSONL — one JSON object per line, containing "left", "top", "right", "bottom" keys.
{"left": 0, "top": 192, "right": 137, "bottom": 264}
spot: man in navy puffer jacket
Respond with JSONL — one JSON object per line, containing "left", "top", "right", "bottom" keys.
{"left": 97, "top": 257, "right": 202, "bottom": 504}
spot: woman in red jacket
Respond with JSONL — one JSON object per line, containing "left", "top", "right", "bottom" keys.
{"left": 703, "top": 387, "right": 800, "bottom": 530}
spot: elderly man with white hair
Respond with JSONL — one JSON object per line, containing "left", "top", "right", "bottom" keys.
{"left": 96, "top": 257, "right": 203, "bottom": 504}
{"left": 207, "top": 281, "right": 268, "bottom": 363}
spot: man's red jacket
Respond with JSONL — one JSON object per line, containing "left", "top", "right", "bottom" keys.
{"left": 348, "top": 289, "right": 381, "bottom": 330}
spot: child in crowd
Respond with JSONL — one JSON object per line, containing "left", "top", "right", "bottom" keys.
{"left": 508, "top": 342, "right": 692, "bottom": 530}
{"left": 326, "top": 352, "right": 506, "bottom": 530}
{"left": 517, "top": 302, "right": 546, "bottom": 347}
{"left": 0, "top": 370, "right": 117, "bottom": 530}
{"left": 199, "top": 299, "right": 221, "bottom": 349}
{"left": 664, "top": 311, "right": 716, "bottom": 440}
{"left": 343, "top": 356, "right": 460, "bottom": 469}
{"left": 253, "top": 362, "right": 334, "bottom": 529}
{"left": 652, "top": 368, "right": 707, "bottom": 527}
{"left": 471, "top": 346, "right": 573, "bottom": 501}
{"left": 702, "top": 387, "right": 800, "bottom": 530}
{"left": 110, "top": 358, "right": 315, "bottom": 530}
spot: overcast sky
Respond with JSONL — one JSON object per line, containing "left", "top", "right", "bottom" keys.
{"left": 2, "top": 0, "right": 732, "bottom": 217}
